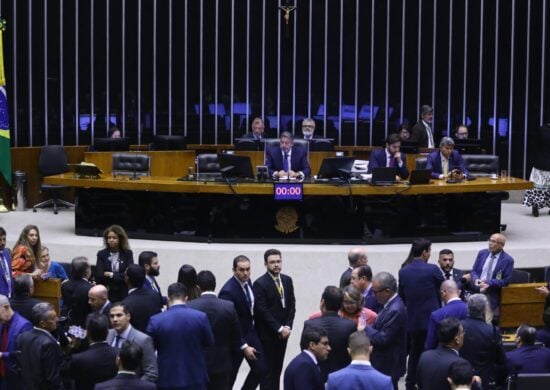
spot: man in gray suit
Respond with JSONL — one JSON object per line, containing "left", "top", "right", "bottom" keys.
{"left": 106, "top": 302, "right": 158, "bottom": 383}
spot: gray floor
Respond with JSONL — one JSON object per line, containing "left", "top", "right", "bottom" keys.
{"left": 1, "top": 193, "right": 548, "bottom": 389}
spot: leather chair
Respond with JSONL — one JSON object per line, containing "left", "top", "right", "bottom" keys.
{"left": 148, "top": 135, "right": 187, "bottom": 151}
{"left": 415, "top": 157, "right": 428, "bottom": 170}
{"left": 264, "top": 138, "right": 281, "bottom": 151}
{"left": 112, "top": 153, "right": 151, "bottom": 177}
{"left": 507, "top": 373, "right": 550, "bottom": 390}
{"left": 510, "top": 269, "right": 531, "bottom": 284}
{"left": 32, "top": 145, "right": 75, "bottom": 214}
{"left": 196, "top": 154, "right": 221, "bottom": 179}
{"left": 462, "top": 154, "right": 499, "bottom": 177}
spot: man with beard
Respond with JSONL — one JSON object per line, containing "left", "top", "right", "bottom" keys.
{"left": 139, "top": 251, "right": 165, "bottom": 306}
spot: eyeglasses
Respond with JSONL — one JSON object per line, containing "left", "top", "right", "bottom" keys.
{"left": 302, "top": 125, "right": 315, "bottom": 128}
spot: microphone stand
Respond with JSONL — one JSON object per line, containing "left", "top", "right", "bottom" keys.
{"left": 130, "top": 149, "right": 140, "bottom": 180}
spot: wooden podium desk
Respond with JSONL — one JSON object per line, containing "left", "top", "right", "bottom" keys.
{"left": 33, "top": 278, "right": 62, "bottom": 316}
{"left": 500, "top": 282, "right": 547, "bottom": 328}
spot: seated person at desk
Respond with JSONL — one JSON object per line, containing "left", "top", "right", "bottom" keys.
{"left": 242, "top": 117, "right": 265, "bottom": 140}
{"left": 367, "top": 133, "right": 409, "bottom": 180}
{"left": 301, "top": 118, "right": 317, "bottom": 140}
{"left": 426, "top": 137, "right": 468, "bottom": 180}
{"left": 454, "top": 124, "right": 469, "bottom": 140}
{"left": 265, "top": 131, "right": 311, "bottom": 179}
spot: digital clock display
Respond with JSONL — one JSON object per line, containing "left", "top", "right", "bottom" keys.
{"left": 273, "top": 182, "right": 303, "bottom": 201}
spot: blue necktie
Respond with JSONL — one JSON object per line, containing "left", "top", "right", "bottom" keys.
{"left": 283, "top": 153, "right": 289, "bottom": 171}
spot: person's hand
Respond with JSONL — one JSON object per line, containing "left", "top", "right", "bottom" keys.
{"left": 479, "top": 282, "right": 489, "bottom": 293}
{"left": 279, "top": 327, "right": 291, "bottom": 340}
{"left": 536, "top": 286, "right": 549, "bottom": 297}
{"left": 104, "top": 271, "right": 113, "bottom": 278}
{"left": 30, "top": 268, "right": 43, "bottom": 278}
{"left": 243, "top": 346, "right": 258, "bottom": 360}
{"left": 450, "top": 169, "right": 465, "bottom": 181}
{"left": 462, "top": 273, "right": 471, "bottom": 282}
{"left": 394, "top": 152, "right": 402, "bottom": 163}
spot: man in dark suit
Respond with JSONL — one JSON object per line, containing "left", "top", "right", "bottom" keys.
{"left": 61, "top": 256, "right": 93, "bottom": 328}
{"left": 95, "top": 341, "right": 156, "bottom": 389}
{"left": 464, "top": 233, "right": 514, "bottom": 323}
{"left": 147, "top": 283, "right": 214, "bottom": 390}
{"left": 187, "top": 270, "right": 243, "bottom": 390}
{"left": 8, "top": 275, "right": 42, "bottom": 322}
{"left": 507, "top": 324, "right": 550, "bottom": 374}
{"left": 437, "top": 249, "right": 465, "bottom": 294}
{"left": 283, "top": 326, "right": 330, "bottom": 390}
{"left": 61, "top": 313, "right": 118, "bottom": 390}
{"left": 417, "top": 317, "right": 470, "bottom": 390}
{"left": 0, "top": 294, "right": 32, "bottom": 390}
{"left": 300, "top": 118, "right": 318, "bottom": 141}
{"left": 350, "top": 265, "right": 381, "bottom": 313}
{"left": 426, "top": 137, "right": 469, "bottom": 180}
{"left": 139, "top": 250, "right": 166, "bottom": 306}
{"left": 327, "top": 331, "right": 393, "bottom": 390}
{"left": 460, "top": 294, "right": 506, "bottom": 388}
{"left": 339, "top": 247, "right": 368, "bottom": 289}
{"left": 265, "top": 131, "right": 311, "bottom": 178}
{"left": 16, "top": 302, "right": 65, "bottom": 390}
{"left": 106, "top": 303, "right": 158, "bottom": 382}
{"left": 410, "top": 105, "right": 435, "bottom": 148}
{"left": 364, "top": 272, "right": 407, "bottom": 390}
{"left": 243, "top": 117, "right": 265, "bottom": 140}
{"left": 121, "top": 264, "right": 162, "bottom": 333}
{"left": 253, "top": 248, "right": 296, "bottom": 390}
{"left": 398, "top": 238, "right": 444, "bottom": 390}
{"left": 303, "top": 286, "right": 356, "bottom": 381}
{"left": 87, "top": 284, "right": 112, "bottom": 319}
{"left": 367, "top": 133, "right": 409, "bottom": 180}
{"left": 0, "top": 228, "right": 13, "bottom": 298}
{"left": 218, "top": 255, "right": 266, "bottom": 390}
{"left": 424, "top": 280, "right": 468, "bottom": 350}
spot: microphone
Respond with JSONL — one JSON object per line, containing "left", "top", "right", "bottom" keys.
{"left": 130, "top": 150, "right": 140, "bottom": 181}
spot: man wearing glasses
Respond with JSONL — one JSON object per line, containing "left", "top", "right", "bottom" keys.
{"left": 301, "top": 118, "right": 317, "bottom": 141}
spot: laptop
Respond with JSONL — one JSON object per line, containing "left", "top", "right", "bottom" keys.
{"left": 371, "top": 167, "right": 397, "bottom": 185}
{"left": 407, "top": 169, "right": 432, "bottom": 185}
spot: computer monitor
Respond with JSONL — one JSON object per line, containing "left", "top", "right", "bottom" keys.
{"left": 310, "top": 138, "right": 335, "bottom": 152}
{"left": 150, "top": 135, "right": 187, "bottom": 150}
{"left": 234, "top": 138, "right": 263, "bottom": 151}
{"left": 92, "top": 137, "right": 131, "bottom": 151}
{"left": 218, "top": 153, "right": 255, "bottom": 179}
{"left": 316, "top": 157, "right": 355, "bottom": 179}
{"left": 454, "top": 139, "right": 482, "bottom": 154}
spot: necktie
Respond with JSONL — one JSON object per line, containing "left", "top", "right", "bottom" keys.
{"left": 244, "top": 283, "right": 252, "bottom": 310}
{"left": 0, "top": 324, "right": 9, "bottom": 376}
{"left": 442, "top": 159, "right": 449, "bottom": 177}
{"left": 483, "top": 255, "right": 497, "bottom": 281}
{"left": 0, "top": 253, "right": 10, "bottom": 297}
{"left": 114, "top": 335, "right": 122, "bottom": 348}
{"left": 427, "top": 125, "right": 434, "bottom": 148}
{"left": 445, "top": 271, "right": 452, "bottom": 280}
{"left": 275, "top": 277, "right": 283, "bottom": 297}
{"left": 283, "top": 153, "right": 289, "bottom": 172}
{"left": 388, "top": 156, "right": 394, "bottom": 168}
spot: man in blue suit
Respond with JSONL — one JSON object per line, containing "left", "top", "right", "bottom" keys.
{"left": 426, "top": 137, "right": 468, "bottom": 180}
{"left": 327, "top": 331, "right": 393, "bottom": 390}
{"left": 398, "top": 238, "right": 444, "bottom": 390}
{"left": 0, "top": 228, "right": 13, "bottom": 298}
{"left": 464, "top": 233, "right": 514, "bottom": 323}
{"left": 147, "top": 282, "right": 214, "bottom": 390}
{"left": 265, "top": 131, "right": 311, "bottom": 178}
{"left": 424, "top": 280, "right": 468, "bottom": 350}
{"left": 283, "top": 326, "right": 330, "bottom": 390}
{"left": 506, "top": 324, "right": 550, "bottom": 374}
{"left": 218, "top": 255, "right": 266, "bottom": 390}
{"left": 364, "top": 272, "right": 407, "bottom": 390}
{"left": 367, "top": 133, "right": 409, "bottom": 180}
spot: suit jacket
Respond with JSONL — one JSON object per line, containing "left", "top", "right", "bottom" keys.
{"left": 411, "top": 121, "right": 433, "bottom": 148}
{"left": 186, "top": 293, "right": 242, "bottom": 376}
{"left": 143, "top": 276, "right": 166, "bottom": 306}
{"left": 303, "top": 312, "right": 356, "bottom": 381}
{"left": 252, "top": 272, "right": 296, "bottom": 342}
{"left": 536, "top": 327, "right": 550, "bottom": 348}
{"left": 95, "top": 372, "right": 157, "bottom": 390}
{"left": 121, "top": 287, "right": 162, "bottom": 333}
{"left": 106, "top": 326, "right": 158, "bottom": 382}
{"left": 470, "top": 249, "right": 514, "bottom": 312}
{"left": 242, "top": 132, "right": 263, "bottom": 140}
{"left": 364, "top": 295, "right": 407, "bottom": 382}
{"left": 424, "top": 299, "right": 468, "bottom": 350}
{"left": 147, "top": 304, "right": 214, "bottom": 388}
{"left": 398, "top": 259, "right": 444, "bottom": 331}
{"left": 61, "top": 342, "right": 118, "bottom": 390}
{"left": 0, "top": 249, "right": 13, "bottom": 297}
{"left": 367, "top": 148, "right": 409, "bottom": 179}
{"left": 460, "top": 317, "right": 506, "bottom": 386}
{"left": 417, "top": 346, "right": 468, "bottom": 390}
{"left": 327, "top": 363, "right": 393, "bottom": 390}
{"left": 16, "top": 328, "right": 65, "bottom": 390}
{"left": 507, "top": 345, "right": 550, "bottom": 374}
{"left": 283, "top": 351, "right": 324, "bottom": 390}
{"left": 339, "top": 267, "right": 352, "bottom": 289}
{"left": 426, "top": 150, "right": 469, "bottom": 178}
{"left": 439, "top": 267, "right": 466, "bottom": 295}
{"left": 0, "top": 312, "right": 32, "bottom": 390}
{"left": 61, "top": 278, "right": 92, "bottom": 327}
{"left": 265, "top": 145, "right": 311, "bottom": 177}
{"left": 365, "top": 288, "right": 383, "bottom": 313}
{"left": 95, "top": 248, "right": 134, "bottom": 302}
{"left": 8, "top": 295, "right": 42, "bottom": 322}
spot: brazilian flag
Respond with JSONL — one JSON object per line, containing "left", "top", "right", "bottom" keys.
{"left": 0, "top": 18, "right": 11, "bottom": 186}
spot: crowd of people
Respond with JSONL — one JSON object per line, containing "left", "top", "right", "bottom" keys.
{"left": 1, "top": 221, "right": 550, "bottom": 390}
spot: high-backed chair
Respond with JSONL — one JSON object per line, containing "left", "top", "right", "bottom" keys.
{"left": 508, "top": 373, "right": 550, "bottom": 390}
{"left": 196, "top": 154, "right": 221, "bottom": 179}
{"left": 510, "top": 269, "right": 531, "bottom": 284}
{"left": 32, "top": 145, "right": 74, "bottom": 214}
{"left": 415, "top": 157, "right": 428, "bottom": 170}
{"left": 462, "top": 154, "right": 499, "bottom": 177}
{"left": 112, "top": 153, "right": 151, "bottom": 177}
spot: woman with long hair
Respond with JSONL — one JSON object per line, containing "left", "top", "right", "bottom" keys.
{"left": 177, "top": 264, "right": 200, "bottom": 301}
{"left": 340, "top": 285, "right": 377, "bottom": 330}
{"left": 11, "top": 224, "right": 44, "bottom": 278}
{"left": 95, "top": 224, "right": 134, "bottom": 302}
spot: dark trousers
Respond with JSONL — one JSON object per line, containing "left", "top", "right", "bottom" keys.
{"left": 229, "top": 332, "right": 268, "bottom": 390}
{"left": 259, "top": 337, "right": 288, "bottom": 390}
{"left": 406, "top": 330, "right": 427, "bottom": 390}
{"left": 207, "top": 371, "right": 230, "bottom": 390}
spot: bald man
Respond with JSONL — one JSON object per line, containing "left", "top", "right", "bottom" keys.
{"left": 339, "top": 248, "right": 368, "bottom": 289}
{"left": 424, "top": 280, "right": 468, "bottom": 350}
{"left": 88, "top": 285, "right": 112, "bottom": 318}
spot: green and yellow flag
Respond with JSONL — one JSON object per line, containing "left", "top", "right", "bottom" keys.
{"left": 0, "top": 18, "right": 12, "bottom": 186}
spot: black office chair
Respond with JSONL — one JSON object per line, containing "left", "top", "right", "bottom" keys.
{"left": 112, "top": 153, "right": 151, "bottom": 177}
{"left": 510, "top": 269, "right": 531, "bottom": 284}
{"left": 507, "top": 373, "right": 550, "bottom": 390}
{"left": 544, "top": 266, "right": 550, "bottom": 283}
{"left": 33, "top": 145, "right": 74, "bottom": 214}
{"left": 462, "top": 154, "right": 499, "bottom": 177}
{"left": 196, "top": 154, "right": 221, "bottom": 179}
{"left": 415, "top": 157, "right": 428, "bottom": 170}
